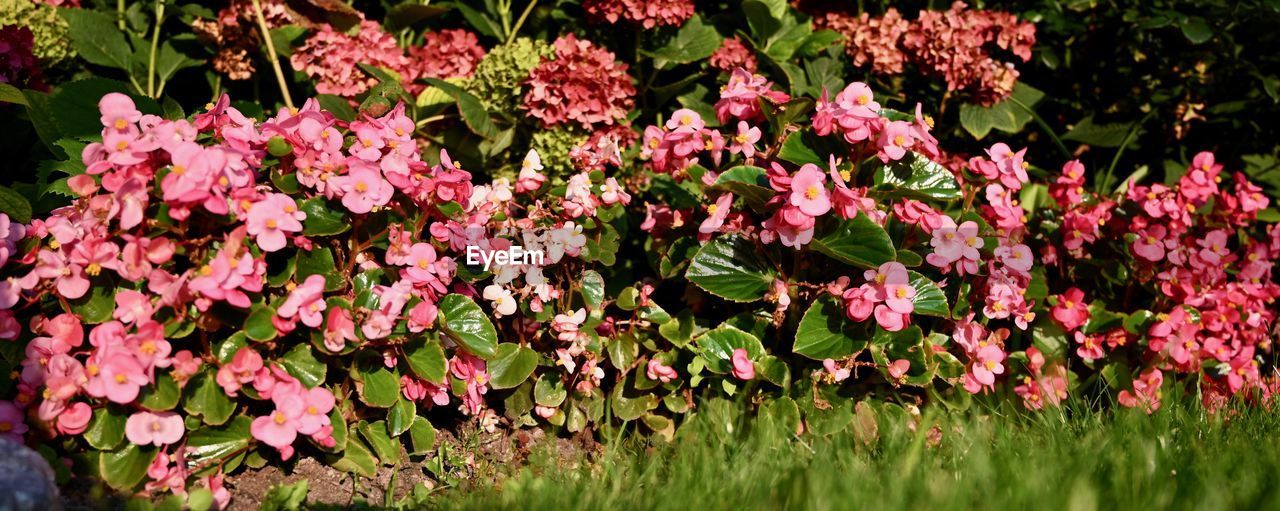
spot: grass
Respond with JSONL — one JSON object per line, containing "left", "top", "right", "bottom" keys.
{"left": 423, "top": 397, "right": 1280, "bottom": 511}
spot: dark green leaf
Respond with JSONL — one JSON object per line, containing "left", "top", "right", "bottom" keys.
{"left": 810, "top": 215, "right": 897, "bottom": 269}
{"left": 793, "top": 295, "right": 867, "bottom": 360}
{"left": 686, "top": 235, "right": 778, "bottom": 302}
{"left": 438, "top": 294, "right": 499, "bottom": 359}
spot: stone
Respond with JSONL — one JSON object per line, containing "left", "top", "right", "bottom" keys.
{"left": 0, "top": 438, "right": 61, "bottom": 511}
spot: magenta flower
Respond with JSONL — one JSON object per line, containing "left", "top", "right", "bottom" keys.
{"left": 0, "top": 401, "right": 28, "bottom": 442}
{"left": 125, "top": 411, "right": 185, "bottom": 446}
{"left": 730, "top": 348, "right": 755, "bottom": 380}
{"left": 728, "top": 121, "right": 761, "bottom": 158}
{"left": 789, "top": 164, "right": 832, "bottom": 217}
{"left": 56, "top": 402, "right": 92, "bottom": 436}
{"left": 278, "top": 274, "right": 327, "bottom": 328}
{"left": 1051, "top": 288, "right": 1090, "bottom": 332}
{"left": 646, "top": 358, "right": 678, "bottom": 384}
{"left": 245, "top": 193, "right": 305, "bottom": 252}
{"left": 698, "top": 193, "right": 734, "bottom": 235}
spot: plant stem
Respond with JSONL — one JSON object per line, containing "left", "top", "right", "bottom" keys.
{"left": 252, "top": 0, "right": 295, "bottom": 111}
{"left": 1009, "top": 95, "right": 1071, "bottom": 161}
{"left": 1099, "top": 109, "right": 1156, "bottom": 194}
{"left": 117, "top": 0, "right": 126, "bottom": 30}
{"left": 147, "top": 0, "right": 165, "bottom": 98}
{"left": 506, "top": 0, "right": 538, "bottom": 45}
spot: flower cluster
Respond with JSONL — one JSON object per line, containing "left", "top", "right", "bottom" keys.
{"left": 523, "top": 34, "right": 635, "bottom": 130}
{"left": 290, "top": 20, "right": 486, "bottom": 98}
{"left": 709, "top": 37, "right": 757, "bottom": 73}
{"left": 0, "top": 25, "right": 44, "bottom": 90}
{"left": 582, "top": 0, "right": 695, "bottom": 29}
{"left": 191, "top": 0, "right": 292, "bottom": 81}
{"left": 813, "top": 2, "right": 1036, "bottom": 105}
{"left": 0, "top": 0, "right": 75, "bottom": 65}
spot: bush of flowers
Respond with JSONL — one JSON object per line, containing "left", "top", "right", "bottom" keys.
{"left": 0, "top": 0, "right": 1277, "bottom": 508}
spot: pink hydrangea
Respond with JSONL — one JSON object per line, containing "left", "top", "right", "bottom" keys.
{"left": 289, "top": 20, "right": 410, "bottom": 98}
{"left": 524, "top": 34, "right": 635, "bottom": 130}
{"left": 403, "top": 29, "right": 486, "bottom": 88}
{"left": 582, "top": 0, "right": 695, "bottom": 28}
{"left": 815, "top": 8, "right": 910, "bottom": 75}
{"left": 709, "top": 37, "right": 757, "bottom": 72}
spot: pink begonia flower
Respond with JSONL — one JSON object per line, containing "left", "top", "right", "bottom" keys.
{"left": 216, "top": 347, "right": 263, "bottom": 397}
{"left": 666, "top": 108, "right": 705, "bottom": 132}
{"left": 99, "top": 93, "right": 142, "bottom": 131}
{"left": 730, "top": 348, "right": 755, "bottom": 380}
{"left": 278, "top": 274, "right": 327, "bottom": 328}
{"left": 245, "top": 193, "right": 305, "bottom": 252}
{"left": 699, "top": 193, "right": 734, "bottom": 235}
{"left": 402, "top": 376, "right": 451, "bottom": 407}
{"left": 842, "top": 285, "right": 876, "bottom": 322}
{"left": 336, "top": 163, "right": 394, "bottom": 214}
{"left": 28, "top": 249, "right": 91, "bottom": 299}
{"left": 1050, "top": 287, "right": 1090, "bottom": 331}
{"left": 56, "top": 402, "right": 93, "bottom": 436}
{"left": 728, "top": 121, "right": 761, "bottom": 158}
{"left": 823, "top": 359, "right": 851, "bottom": 383}
{"left": 887, "top": 359, "right": 911, "bottom": 380}
{"left": 170, "top": 350, "right": 202, "bottom": 381}
{"left": 251, "top": 395, "right": 304, "bottom": 456}
{"left": 1074, "top": 331, "right": 1105, "bottom": 361}
{"left": 296, "top": 387, "right": 335, "bottom": 436}
{"left": 646, "top": 358, "right": 678, "bottom": 384}
{"left": 0, "top": 401, "right": 28, "bottom": 442}
{"left": 450, "top": 354, "right": 489, "bottom": 415}
{"left": 993, "top": 242, "right": 1033, "bottom": 276}
{"left": 789, "top": 164, "right": 832, "bottom": 217}
{"left": 877, "top": 120, "right": 914, "bottom": 162}
{"left": 90, "top": 353, "right": 149, "bottom": 404}
{"left": 600, "top": 177, "right": 630, "bottom": 206}
{"left": 323, "top": 307, "right": 357, "bottom": 353}
{"left": 113, "top": 290, "right": 155, "bottom": 324}
{"left": 964, "top": 344, "right": 1006, "bottom": 393}
{"left": 553, "top": 308, "right": 587, "bottom": 343}
{"left": 125, "top": 411, "right": 185, "bottom": 446}
{"left": 516, "top": 150, "right": 548, "bottom": 193}
{"left": 1118, "top": 367, "right": 1163, "bottom": 414}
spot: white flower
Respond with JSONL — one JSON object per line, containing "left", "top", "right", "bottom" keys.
{"left": 482, "top": 284, "right": 517, "bottom": 317}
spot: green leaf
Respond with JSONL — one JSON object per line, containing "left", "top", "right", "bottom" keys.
{"left": 50, "top": 79, "right": 161, "bottom": 139}
{"left": 793, "top": 295, "right": 867, "bottom": 360}
{"left": 869, "top": 326, "right": 933, "bottom": 386}
{"left": 155, "top": 39, "right": 201, "bottom": 84}
{"left": 385, "top": 3, "right": 449, "bottom": 31}
{"left": 403, "top": 337, "right": 447, "bottom": 383}
{"left": 407, "top": 418, "right": 437, "bottom": 455}
{"left": 1180, "top": 17, "right": 1213, "bottom": 44}
{"left": 580, "top": 270, "right": 605, "bottom": 310}
{"left": 0, "top": 83, "right": 27, "bottom": 106}
{"left": 534, "top": 375, "right": 567, "bottom": 407}
{"left": 649, "top": 14, "right": 722, "bottom": 65}
{"left": 0, "top": 186, "right": 32, "bottom": 224}
{"left": 315, "top": 95, "right": 356, "bottom": 122}
{"left": 386, "top": 398, "right": 416, "bottom": 437}
{"left": 958, "top": 82, "right": 1045, "bottom": 139}
{"left": 84, "top": 406, "right": 127, "bottom": 450}
{"left": 356, "top": 362, "right": 400, "bottom": 408}
{"left": 424, "top": 78, "right": 496, "bottom": 138}
{"left": 487, "top": 343, "right": 538, "bottom": 390}
{"left": 62, "top": 9, "right": 133, "bottom": 71}
{"left": 183, "top": 369, "right": 236, "bottom": 426}
{"left": 777, "top": 130, "right": 838, "bottom": 166}
{"left": 139, "top": 373, "right": 181, "bottom": 411}
{"left": 438, "top": 294, "right": 499, "bottom": 359}
{"left": 359, "top": 421, "right": 400, "bottom": 464}
{"left": 696, "top": 324, "right": 765, "bottom": 374}
{"left": 908, "top": 271, "right": 949, "bottom": 319}
{"left": 871, "top": 152, "right": 962, "bottom": 201}
{"left": 280, "top": 344, "right": 326, "bottom": 388}
{"left": 244, "top": 303, "right": 278, "bottom": 342}
{"left": 69, "top": 282, "right": 117, "bottom": 324}
{"left": 299, "top": 198, "right": 350, "bottom": 237}
{"left": 1062, "top": 115, "right": 1135, "bottom": 148}
{"left": 261, "top": 480, "right": 309, "bottom": 511}
{"left": 331, "top": 435, "right": 377, "bottom": 477}
{"left": 686, "top": 235, "right": 778, "bottom": 302}
{"left": 185, "top": 417, "right": 252, "bottom": 470}
{"left": 810, "top": 215, "right": 897, "bottom": 269}
{"left": 99, "top": 444, "right": 155, "bottom": 491}
{"left": 295, "top": 247, "right": 343, "bottom": 291}
{"left": 712, "top": 166, "right": 774, "bottom": 210}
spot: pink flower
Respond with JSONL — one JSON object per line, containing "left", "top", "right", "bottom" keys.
{"left": 1131, "top": 225, "right": 1171, "bottom": 262}
{"left": 789, "top": 164, "right": 832, "bottom": 217}
{"left": 1050, "top": 288, "right": 1090, "bottom": 331}
{"left": 709, "top": 36, "right": 757, "bottom": 72}
{"left": 843, "top": 285, "right": 876, "bottom": 322}
{"left": 99, "top": 93, "right": 142, "bottom": 131}
{"left": 583, "top": 0, "right": 694, "bottom": 28}
{"left": 887, "top": 359, "right": 911, "bottom": 380}
{"left": 336, "top": 163, "right": 394, "bottom": 214}
{"left": 251, "top": 397, "right": 303, "bottom": 454}
{"left": 0, "top": 401, "right": 28, "bottom": 442}
{"left": 646, "top": 359, "right": 678, "bottom": 383}
{"left": 56, "top": 402, "right": 93, "bottom": 436}
{"left": 113, "top": 290, "right": 155, "bottom": 324}
{"left": 93, "top": 353, "right": 149, "bottom": 404}
{"left": 296, "top": 387, "right": 335, "bottom": 436}
{"left": 1074, "top": 331, "right": 1105, "bottom": 360}
{"left": 278, "top": 274, "right": 327, "bottom": 328}
{"left": 823, "top": 359, "right": 851, "bottom": 382}
{"left": 245, "top": 193, "right": 305, "bottom": 252}
{"left": 730, "top": 348, "right": 755, "bottom": 380}
{"left": 877, "top": 120, "right": 914, "bottom": 162}
{"left": 1118, "top": 368, "right": 1163, "bottom": 414}
{"left": 322, "top": 307, "right": 357, "bottom": 353}
{"left": 728, "top": 121, "right": 761, "bottom": 158}
{"left": 699, "top": 193, "right": 734, "bottom": 235}
{"left": 524, "top": 34, "right": 634, "bottom": 130}
{"left": 125, "top": 411, "right": 185, "bottom": 446}
{"left": 215, "top": 347, "right": 263, "bottom": 397}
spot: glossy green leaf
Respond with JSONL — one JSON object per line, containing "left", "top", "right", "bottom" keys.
{"left": 438, "top": 294, "right": 499, "bottom": 359}
{"left": 811, "top": 215, "right": 897, "bottom": 269}
{"left": 487, "top": 343, "right": 539, "bottom": 390}
{"left": 686, "top": 235, "right": 778, "bottom": 302}
{"left": 793, "top": 295, "right": 867, "bottom": 360}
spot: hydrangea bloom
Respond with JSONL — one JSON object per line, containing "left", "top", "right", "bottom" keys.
{"left": 582, "top": 0, "right": 695, "bottom": 28}
{"left": 524, "top": 34, "right": 635, "bottom": 130}
{"left": 289, "top": 20, "right": 409, "bottom": 98}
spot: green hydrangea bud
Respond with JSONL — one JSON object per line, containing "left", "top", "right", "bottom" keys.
{"left": 529, "top": 127, "right": 587, "bottom": 182}
{"left": 0, "top": 0, "right": 75, "bottom": 65}
{"left": 464, "top": 37, "right": 553, "bottom": 114}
